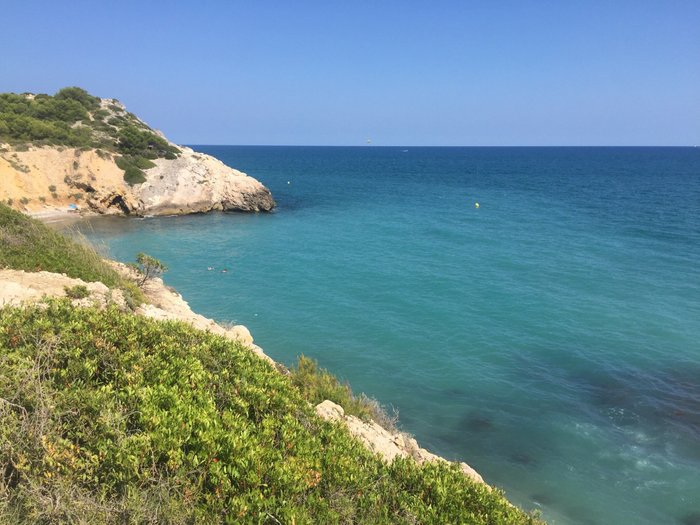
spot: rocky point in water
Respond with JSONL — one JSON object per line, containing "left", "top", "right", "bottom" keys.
{"left": 0, "top": 87, "right": 275, "bottom": 216}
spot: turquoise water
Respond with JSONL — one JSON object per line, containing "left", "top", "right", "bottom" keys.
{"left": 75, "top": 147, "right": 700, "bottom": 524}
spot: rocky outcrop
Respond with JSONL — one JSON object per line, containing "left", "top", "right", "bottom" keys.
{"left": 315, "top": 400, "right": 486, "bottom": 485}
{"left": 0, "top": 267, "right": 271, "bottom": 365}
{"left": 0, "top": 143, "right": 275, "bottom": 217}
{"left": 0, "top": 96, "right": 275, "bottom": 217}
{"left": 0, "top": 269, "right": 127, "bottom": 310}
{"left": 132, "top": 147, "right": 275, "bottom": 215}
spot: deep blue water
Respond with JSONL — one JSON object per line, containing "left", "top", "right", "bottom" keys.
{"left": 74, "top": 147, "right": 700, "bottom": 524}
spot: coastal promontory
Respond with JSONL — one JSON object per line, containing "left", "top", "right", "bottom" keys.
{"left": 0, "top": 87, "right": 275, "bottom": 216}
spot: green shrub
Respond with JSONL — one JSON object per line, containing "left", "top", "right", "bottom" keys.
{"left": 63, "top": 284, "right": 90, "bottom": 299}
{"left": 92, "top": 109, "right": 110, "bottom": 121}
{"left": 54, "top": 86, "right": 101, "bottom": 111}
{"left": 116, "top": 125, "right": 179, "bottom": 158}
{"left": 0, "top": 301, "right": 540, "bottom": 525}
{"left": 131, "top": 252, "right": 167, "bottom": 287}
{"left": 133, "top": 156, "right": 156, "bottom": 169}
{"left": 107, "top": 116, "right": 126, "bottom": 127}
{"left": 122, "top": 166, "right": 146, "bottom": 185}
{"left": 19, "top": 197, "right": 29, "bottom": 205}
{"left": 115, "top": 155, "right": 155, "bottom": 185}
{"left": 48, "top": 185, "right": 56, "bottom": 192}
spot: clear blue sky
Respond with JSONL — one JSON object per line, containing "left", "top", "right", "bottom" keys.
{"left": 2, "top": 1, "right": 698, "bottom": 145}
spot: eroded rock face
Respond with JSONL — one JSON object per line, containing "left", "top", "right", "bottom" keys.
{"left": 315, "top": 400, "right": 486, "bottom": 485}
{"left": 0, "top": 146, "right": 136, "bottom": 216}
{"left": 1, "top": 95, "right": 275, "bottom": 218}
{"left": 133, "top": 147, "right": 275, "bottom": 215}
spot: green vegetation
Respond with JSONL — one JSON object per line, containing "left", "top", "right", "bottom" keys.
{"left": 115, "top": 155, "right": 157, "bottom": 186}
{"left": 63, "top": 284, "right": 90, "bottom": 299}
{"left": 0, "top": 87, "right": 179, "bottom": 185}
{"left": 0, "top": 301, "right": 539, "bottom": 524}
{"left": 0, "top": 203, "right": 143, "bottom": 305}
{"left": 131, "top": 252, "right": 168, "bottom": 287}
{"left": 54, "top": 86, "right": 101, "bottom": 111}
{"left": 116, "top": 125, "right": 179, "bottom": 159}
{"left": 0, "top": 88, "right": 98, "bottom": 148}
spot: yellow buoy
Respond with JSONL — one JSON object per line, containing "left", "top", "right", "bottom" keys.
{"left": 475, "top": 202, "right": 480, "bottom": 208}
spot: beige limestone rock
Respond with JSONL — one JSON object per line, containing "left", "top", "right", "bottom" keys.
{"left": 315, "top": 400, "right": 486, "bottom": 485}
{"left": 0, "top": 269, "right": 126, "bottom": 310}
{"left": 0, "top": 265, "right": 274, "bottom": 366}
{"left": 0, "top": 145, "right": 131, "bottom": 216}
{"left": 315, "top": 399, "right": 346, "bottom": 421}
{"left": 106, "top": 264, "right": 275, "bottom": 366}
{"left": 133, "top": 147, "right": 275, "bottom": 215}
{"left": 0, "top": 143, "right": 274, "bottom": 217}
{"left": 227, "top": 324, "right": 254, "bottom": 346}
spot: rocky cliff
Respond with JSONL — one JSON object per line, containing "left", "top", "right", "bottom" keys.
{"left": 0, "top": 92, "right": 275, "bottom": 216}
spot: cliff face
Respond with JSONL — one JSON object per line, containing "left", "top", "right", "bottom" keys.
{"left": 131, "top": 146, "right": 274, "bottom": 215}
{"left": 0, "top": 96, "right": 275, "bottom": 217}
{"left": 0, "top": 144, "right": 275, "bottom": 217}
{"left": 0, "top": 146, "right": 130, "bottom": 214}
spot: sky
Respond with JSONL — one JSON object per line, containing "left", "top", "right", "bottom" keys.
{"left": 1, "top": 1, "right": 698, "bottom": 146}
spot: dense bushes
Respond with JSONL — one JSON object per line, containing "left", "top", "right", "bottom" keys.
{"left": 54, "top": 86, "right": 101, "bottom": 111}
{"left": 0, "top": 87, "right": 180, "bottom": 184}
{"left": 0, "top": 110, "right": 93, "bottom": 147}
{"left": 0, "top": 302, "right": 540, "bottom": 524}
{"left": 114, "top": 126, "right": 178, "bottom": 184}
{"left": 116, "top": 125, "right": 179, "bottom": 159}
{"left": 0, "top": 88, "right": 97, "bottom": 148}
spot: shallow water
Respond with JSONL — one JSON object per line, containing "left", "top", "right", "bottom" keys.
{"left": 74, "top": 146, "right": 700, "bottom": 524}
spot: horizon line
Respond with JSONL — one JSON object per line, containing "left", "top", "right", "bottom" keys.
{"left": 183, "top": 144, "right": 699, "bottom": 148}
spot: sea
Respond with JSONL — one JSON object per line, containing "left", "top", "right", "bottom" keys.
{"left": 70, "top": 146, "right": 700, "bottom": 525}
